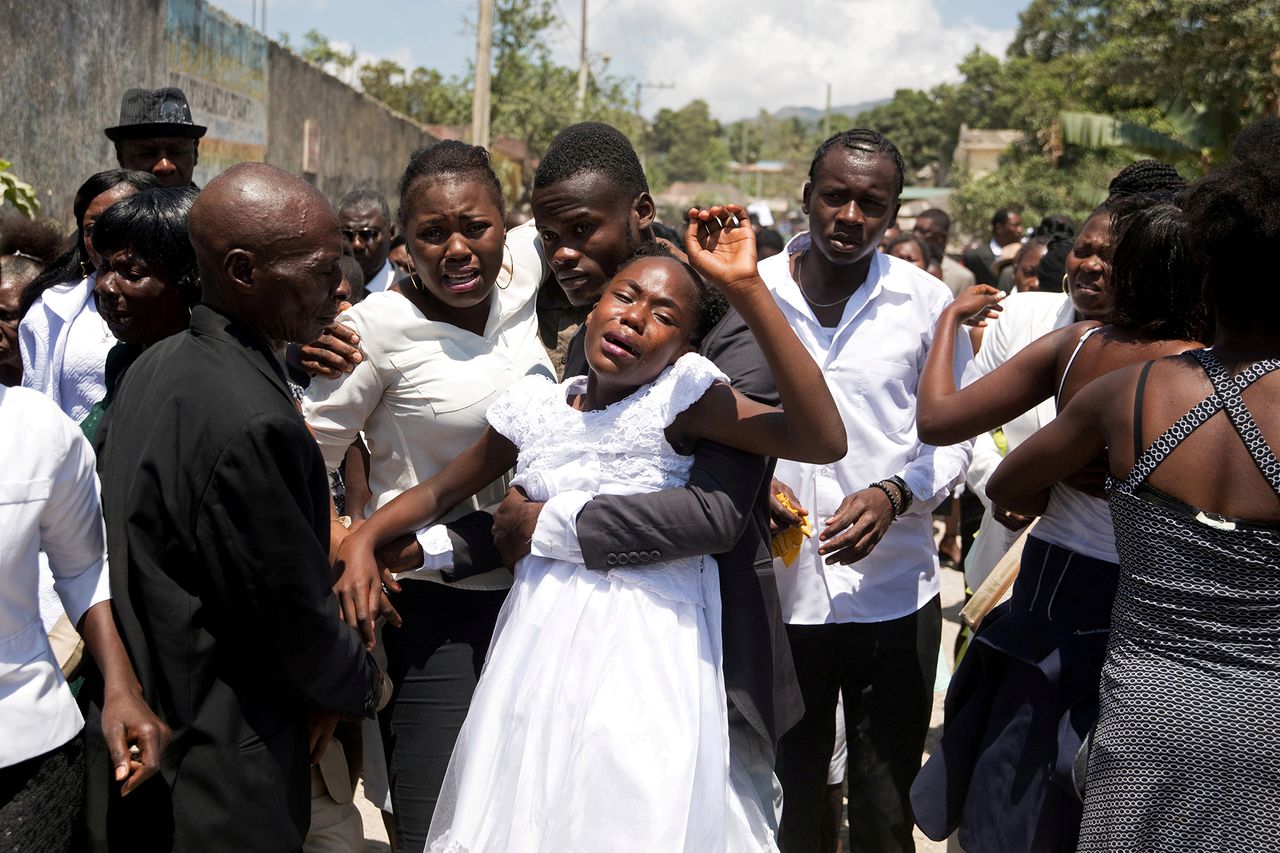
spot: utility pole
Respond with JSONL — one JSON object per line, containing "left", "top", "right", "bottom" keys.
{"left": 633, "top": 81, "right": 675, "bottom": 121}
{"left": 575, "top": 0, "right": 589, "bottom": 118}
{"left": 472, "top": 0, "right": 495, "bottom": 149}
{"left": 821, "top": 82, "right": 832, "bottom": 140}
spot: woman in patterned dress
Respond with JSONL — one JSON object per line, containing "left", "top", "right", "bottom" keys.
{"left": 988, "top": 120, "right": 1280, "bottom": 851}
{"left": 909, "top": 197, "right": 1209, "bottom": 852}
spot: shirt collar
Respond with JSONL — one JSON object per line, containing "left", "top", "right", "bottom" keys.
{"left": 769, "top": 232, "right": 912, "bottom": 318}
{"left": 42, "top": 273, "right": 96, "bottom": 323}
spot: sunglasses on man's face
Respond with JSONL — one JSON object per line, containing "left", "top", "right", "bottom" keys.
{"left": 341, "top": 228, "right": 382, "bottom": 243}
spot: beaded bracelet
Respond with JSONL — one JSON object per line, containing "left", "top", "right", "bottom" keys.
{"left": 870, "top": 480, "right": 904, "bottom": 519}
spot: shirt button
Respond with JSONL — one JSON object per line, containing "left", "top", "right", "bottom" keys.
{"left": 820, "top": 466, "right": 834, "bottom": 478}
{"left": 627, "top": 551, "right": 640, "bottom": 563}
{"left": 606, "top": 554, "right": 618, "bottom": 566}
{"left": 649, "top": 550, "right": 661, "bottom": 561}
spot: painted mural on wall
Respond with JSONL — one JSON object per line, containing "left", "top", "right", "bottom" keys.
{"left": 165, "top": 0, "right": 269, "bottom": 185}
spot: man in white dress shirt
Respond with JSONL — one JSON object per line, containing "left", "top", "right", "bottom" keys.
{"left": 0, "top": 385, "right": 168, "bottom": 847}
{"left": 762, "top": 130, "right": 972, "bottom": 853}
{"left": 338, "top": 189, "right": 397, "bottom": 294}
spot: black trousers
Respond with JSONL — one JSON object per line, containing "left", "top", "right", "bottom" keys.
{"left": 777, "top": 596, "right": 942, "bottom": 853}
{"left": 380, "top": 581, "right": 507, "bottom": 850}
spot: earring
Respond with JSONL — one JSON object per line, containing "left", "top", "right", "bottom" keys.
{"left": 1062, "top": 273, "right": 1069, "bottom": 289}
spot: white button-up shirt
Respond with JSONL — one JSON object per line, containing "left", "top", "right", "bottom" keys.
{"left": 762, "top": 235, "right": 973, "bottom": 624}
{"left": 19, "top": 274, "right": 115, "bottom": 423}
{"left": 364, "top": 260, "right": 397, "bottom": 294}
{"left": 964, "top": 290, "right": 1073, "bottom": 449}
{"left": 304, "top": 223, "right": 553, "bottom": 590}
{"left": 0, "top": 386, "right": 112, "bottom": 767}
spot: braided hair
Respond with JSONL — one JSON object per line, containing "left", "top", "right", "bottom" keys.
{"left": 808, "top": 129, "right": 906, "bottom": 197}
{"left": 1107, "top": 159, "right": 1186, "bottom": 201}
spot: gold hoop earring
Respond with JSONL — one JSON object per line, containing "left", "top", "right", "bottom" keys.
{"left": 1062, "top": 273, "right": 1069, "bottom": 289}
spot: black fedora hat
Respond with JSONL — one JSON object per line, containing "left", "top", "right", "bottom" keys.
{"left": 105, "top": 87, "right": 207, "bottom": 142}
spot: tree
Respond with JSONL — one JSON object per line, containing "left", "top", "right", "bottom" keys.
{"left": 648, "top": 100, "right": 730, "bottom": 185}
{"left": 854, "top": 90, "right": 950, "bottom": 175}
{"left": 299, "top": 28, "right": 356, "bottom": 77}
{"left": 359, "top": 61, "right": 469, "bottom": 126}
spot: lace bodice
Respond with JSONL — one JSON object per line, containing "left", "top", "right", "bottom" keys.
{"left": 487, "top": 352, "right": 728, "bottom": 604}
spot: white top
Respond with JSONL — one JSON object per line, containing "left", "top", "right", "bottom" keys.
{"left": 762, "top": 235, "right": 973, "bottom": 624}
{"left": 0, "top": 386, "right": 112, "bottom": 767}
{"left": 964, "top": 290, "right": 1074, "bottom": 449}
{"left": 364, "top": 259, "right": 397, "bottom": 294}
{"left": 19, "top": 274, "right": 115, "bottom": 423}
{"left": 965, "top": 294, "right": 1117, "bottom": 562}
{"left": 490, "top": 353, "right": 727, "bottom": 605}
{"left": 304, "top": 224, "right": 553, "bottom": 590}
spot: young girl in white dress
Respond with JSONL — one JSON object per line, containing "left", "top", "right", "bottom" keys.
{"left": 338, "top": 205, "right": 847, "bottom": 853}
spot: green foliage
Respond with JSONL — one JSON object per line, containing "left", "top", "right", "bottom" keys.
{"left": 300, "top": 28, "right": 356, "bottom": 72}
{"left": 854, "top": 90, "right": 951, "bottom": 174}
{"left": 0, "top": 159, "right": 40, "bottom": 218}
{"left": 359, "top": 61, "right": 469, "bottom": 126}
{"left": 949, "top": 146, "right": 1124, "bottom": 236}
{"left": 285, "top": 1, "right": 637, "bottom": 164}
{"left": 647, "top": 100, "right": 730, "bottom": 185}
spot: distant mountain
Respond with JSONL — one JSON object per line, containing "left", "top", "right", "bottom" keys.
{"left": 768, "top": 100, "right": 890, "bottom": 122}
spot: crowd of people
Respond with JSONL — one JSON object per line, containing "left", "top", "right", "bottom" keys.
{"left": 2, "top": 83, "right": 1278, "bottom": 853}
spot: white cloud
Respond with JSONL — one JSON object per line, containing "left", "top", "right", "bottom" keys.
{"left": 576, "top": 0, "right": 1013, "bottom": 120}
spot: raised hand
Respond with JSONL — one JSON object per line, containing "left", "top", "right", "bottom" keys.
{"left": 947, "top": 285, "right": 1005, "bottom": 328}
{"left": 682, "top": 204, "right": 760, "bottom": 297}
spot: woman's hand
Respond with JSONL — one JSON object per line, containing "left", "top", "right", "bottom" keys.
{"left": 948, "top": 285, "right": 1005, "bottom": 328}
{"left": 333, "top": 532, "right": 402, "bottom": 651}
{"left": 100, "top": 688, "right": 171, "bottom": 796}
{"left": 683, "top": 204, "right": 761, "bottom": 296}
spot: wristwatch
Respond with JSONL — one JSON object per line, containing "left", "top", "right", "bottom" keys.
{"left": 888, "top": 475, "right": 914, "bottom": 515}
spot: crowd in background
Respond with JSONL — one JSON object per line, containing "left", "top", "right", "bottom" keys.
{"left": 2, "top": 85, "right": 1279, "bottom": 853}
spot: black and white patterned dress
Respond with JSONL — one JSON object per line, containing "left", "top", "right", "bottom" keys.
{"left": 1078, "top": 348, "right": 1280, "bottom": 850}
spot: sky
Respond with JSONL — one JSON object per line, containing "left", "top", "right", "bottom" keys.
{"left": 211, "top": 0, "right": 1023, "bottom": 120}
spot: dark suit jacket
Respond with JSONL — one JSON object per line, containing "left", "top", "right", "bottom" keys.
{"left": 564, "top": 306, "right": 804, "bottom": 746}
{"left": 87, "top": 305, "right": 379, "bottom": 853}
{"left": 962, "top": 240, "right": 998, "bottom": 286}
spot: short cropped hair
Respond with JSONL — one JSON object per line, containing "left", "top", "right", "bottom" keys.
{"left": 338, "top": 187, "right": 391, "bottom": 222}
{"left": 534, "top": 122, "right": 649, "bottom": 199}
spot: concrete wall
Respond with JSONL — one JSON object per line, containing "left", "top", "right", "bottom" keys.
{"left": 267, "top": 43, "right": 435, "bottom": 217}
{"left": 2, "top": 0, "right": 168, "bottom": 222}
{"left": 0, "top": 0, "right": 436, "bottom": 226}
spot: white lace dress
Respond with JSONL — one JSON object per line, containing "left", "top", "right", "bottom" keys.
{"left": 426, "top": 353, "right": 778, "bottom": 853}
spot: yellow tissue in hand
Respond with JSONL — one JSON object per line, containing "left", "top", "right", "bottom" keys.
{"left": 770, "top": 492, "right": 813, "bottom": 566}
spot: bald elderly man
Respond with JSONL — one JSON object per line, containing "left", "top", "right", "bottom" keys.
{"left": 86, "top": 164, "right": 385, "bottom": 852}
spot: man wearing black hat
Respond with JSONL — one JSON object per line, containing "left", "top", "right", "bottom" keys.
{"left": 105, "top": 87, "right": 206, "bottom": 187}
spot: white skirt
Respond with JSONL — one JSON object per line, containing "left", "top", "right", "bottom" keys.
{"left": 426, "top": 554, "right": 776, "bottom": 853}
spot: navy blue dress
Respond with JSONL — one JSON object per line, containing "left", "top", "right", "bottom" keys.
{"left": 911, "top": 533, "right": 1118, "bottom": 852}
